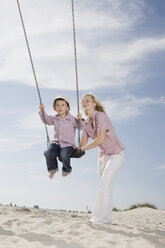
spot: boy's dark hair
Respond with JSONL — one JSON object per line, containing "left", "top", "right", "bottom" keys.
{"left": 53, "top": 98, "right": 70, "bottom": 109}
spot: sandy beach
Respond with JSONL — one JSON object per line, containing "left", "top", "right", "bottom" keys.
{"left": 0, "top": 205, "right": 165, "bottom": 248}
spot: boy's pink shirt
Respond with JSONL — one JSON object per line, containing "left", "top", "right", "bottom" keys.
{"left": 82, "top": 110, "right": 125, "bottom": 156}
{"left": 39, "top": 110, "right": 85, "bottom": 148}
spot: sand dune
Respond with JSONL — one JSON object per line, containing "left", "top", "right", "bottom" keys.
{"left": 0, "top": 205, "right": 165, "bottom": 248}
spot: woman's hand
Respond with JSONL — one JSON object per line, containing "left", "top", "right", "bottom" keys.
{"left": 80, "top": 146, "right": 85, "bottom": 152}
{"left": 40, "top": 104, "right": 44, "bottom": 111}
{"left": 76, "top": 145, "right": 85, "bottom": 152}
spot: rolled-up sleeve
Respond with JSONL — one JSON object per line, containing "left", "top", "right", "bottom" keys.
{"left": 39, "top": 110, "right": 54, "bottom": 125}
{"left": 96, "top": 112, "right": 109, "bottom": 131}
{"left": 73, "top": 118, "right": 86, "bottom": 130}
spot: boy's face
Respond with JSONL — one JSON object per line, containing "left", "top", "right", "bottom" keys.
{"left": 54, "top": 100, "right": 69, "bottom": 117}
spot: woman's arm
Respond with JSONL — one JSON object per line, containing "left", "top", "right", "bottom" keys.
{"left": 81, "top": 130, "right": 106, "bottom": 151}
{"left": 81, "top": 136, "right": 88, "bottom": 147}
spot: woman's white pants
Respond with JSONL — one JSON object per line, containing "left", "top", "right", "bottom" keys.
{"left": 91, "top": 151, "right": 124, "bottom": 224}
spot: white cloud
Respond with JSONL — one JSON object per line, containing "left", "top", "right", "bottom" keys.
{"left": 159, "top": 96, "right": 165, "bottom": 105}
{"left": 117, "top": 38, "right": 165, "bottom": 62}
{"left": 0, "top": 138, "right": 11, "bottom": 143}
{"left": 124, "top": 94, "right": 165, "bottom": 105}
{"left": 0, "top": 136, "right": 41, "bottom": 152}
{"left": 14, "top": 112, "right": 45, "bottom": 131}
{"left": 0, "top": 166, "right": 5, "bottom": 171}
{"left": 78, "top": 0, "right": 146, "bottom": 30}
{"left": 103, "top": 94, "right": 165, "bottom": 121}
{"left": 1, "top": 0, "right": 163, "bottom": 91}
{"left": 154, "top": 165, "right": 165, "bottom": 170}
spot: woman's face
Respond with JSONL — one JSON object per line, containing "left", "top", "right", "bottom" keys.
{"left": 82, "top": 95, "right": 96, "bottom": 113}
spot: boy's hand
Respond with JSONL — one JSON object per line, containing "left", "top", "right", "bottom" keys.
{"left": 40, "top": 104, "right": 44, "bottom": 110}
{"left": 77, "top": 113, "right": 82, "bottom": 120}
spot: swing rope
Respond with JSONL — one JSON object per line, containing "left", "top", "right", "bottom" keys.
{"left": 71, "top": 0, "right": 81, "bottom": 146}
{"left": 16, "top": 0, "right": 50, "bottom": 149}
{"left": 16, "top": 0, "right": 81, "bottom": 148}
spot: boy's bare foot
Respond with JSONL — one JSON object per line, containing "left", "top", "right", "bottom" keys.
{"left": 49, "top": 169, "right": 59, "bottom": 179}
{"left": 62, "top": 172, "right": 69, "bottom": 177}
{"left": 49, "top": 173, "right": 55, "bottom": 179}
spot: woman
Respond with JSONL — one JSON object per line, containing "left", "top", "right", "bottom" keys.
{"left": 81, "top": 93, "right": 124, "bottom": 224}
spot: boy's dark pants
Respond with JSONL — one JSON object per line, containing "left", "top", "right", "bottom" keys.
{"left": 44, "top": 143, "right": 74, "bottom": 174}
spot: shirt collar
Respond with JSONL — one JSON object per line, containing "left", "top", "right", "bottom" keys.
{"left": 86, "top": 110, "right": 97, "bottom": 128}
{"left": 55, "top": 112, "right": 72, "bottom": 121}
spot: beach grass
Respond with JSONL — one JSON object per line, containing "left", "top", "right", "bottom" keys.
{"left": 112, "top": 207, "right": 120, "bottom": 212}
{"left": 125, "top": 203, "right": 157, "bottom": 211}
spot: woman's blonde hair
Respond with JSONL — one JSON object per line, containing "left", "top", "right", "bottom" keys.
{"left": 81, "top": 93, "right": 106, "bottom": 115}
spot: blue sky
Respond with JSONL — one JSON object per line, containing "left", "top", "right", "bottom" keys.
{"left": 0, "top": 0, "right": 165, "bottom": 211}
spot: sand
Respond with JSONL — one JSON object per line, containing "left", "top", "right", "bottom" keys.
{"left": 0, "top": 205, "right": 165, "bottom": 248}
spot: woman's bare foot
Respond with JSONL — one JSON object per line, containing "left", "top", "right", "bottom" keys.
{"left": 49, "top": 173, "right": 55, "bottom": 179}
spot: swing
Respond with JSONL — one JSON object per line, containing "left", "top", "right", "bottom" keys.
{"left": 16, "top": 0, "right": 85, "bottom": 158}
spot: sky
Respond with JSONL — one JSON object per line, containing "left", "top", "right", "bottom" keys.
{"left": 0, "top": 0, "right": 165, "bottom": 212}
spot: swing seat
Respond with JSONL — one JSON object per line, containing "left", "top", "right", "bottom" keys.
{"left": 44, "top": 148, "right": 85, "bottom": 161}
{"left": 71, "top": 148, "right": 85, "bottom": 158}
{"left": 58, "top": 148, "right": 85, "bottom": 162}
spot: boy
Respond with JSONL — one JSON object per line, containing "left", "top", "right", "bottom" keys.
{"left": 39, "top": 94, "right": 84, "bottom": 179}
